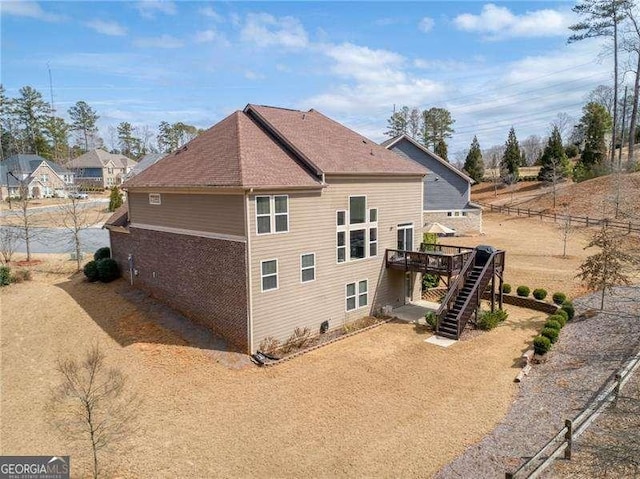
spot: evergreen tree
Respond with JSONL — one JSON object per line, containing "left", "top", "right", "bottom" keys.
{"left": 42, "top": 116, "right": 70, "bottom": 161}
{"left": 117, "top": 122, "right": 141, "bottom": 158}
{"left": 577, "top": 101, "right": 611, "bottom": 178}
{"left": 407, "top": 108, "right": 421, "bottom": 139}
{"left": 538, "top": 126, "right": 570, "bottom": 181}
{"left": 383, "top": 106, "right": 409, "bottom": 138}
{"left": 108, "top": 186, "right": 123, "bottom": 212}
{"left": 501, "top": 127, "right": 521, "bottom": 181}
{"left": 434, "top": 138, "right": 448, "bottom": 161}
{"left": 421, "top": 107, "right": 455, "bottom": 150}
{"left": 11, "top": 86, "right": 50, "bottom": 155}
{"left": 68, "top": 101, "right": 100, "bottom": 152}
{"left": 463, "top": 136, "right": 484, "bottom": 183}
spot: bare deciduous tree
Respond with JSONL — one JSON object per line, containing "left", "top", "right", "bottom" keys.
{"left": 559, "top": 206, "right": 575, "bottom": 258}
{"left": 576, "top": 223, "right": 637, "bottom": 309}
{"left": 0, "top": 226, "right": 19, "bottom": 264}
{"left": 48, "top": 345, "right": 140, "bottom": 479}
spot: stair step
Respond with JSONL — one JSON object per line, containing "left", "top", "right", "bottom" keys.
{"left": 437, "top": 330, "right": 458, "bottom": 339}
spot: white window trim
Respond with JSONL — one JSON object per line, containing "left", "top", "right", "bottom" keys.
{"left": 149, "top": 193, "right": 161, "bottom": 205}
{"left": 346, "top": 278, "right": 369, "bottom": 312}
{"left": 255, "top": 195, "right": 289, "bottom": 236}
{"left": 397, "top": 222, "right": 415, "bottom": 252}
{"left": 336, "top": 209, "right": 346, "bottom": 227}
{"left": 369, "top": 227, "right": 378, "bottom": 258}
{"left": 260, "top": 258, "right": 278, "bottom": 292}
{"left": 348, "top": 195, "right": 367, "bottom": 225}
{"left": 337, "top": 231, "right": 346, "bottom": 264}
{"left": 368, "top": 207, "right": 378, "bottom": 223}
{"left": 300, "top": 252, "right": 316, "bottom": 283}
{"left": 337, "top": 196, "right": 379, "bottom": 264}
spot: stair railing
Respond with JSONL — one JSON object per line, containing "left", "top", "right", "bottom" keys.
{"left": 435, "top": 250, "right": 476, "bottom": 333}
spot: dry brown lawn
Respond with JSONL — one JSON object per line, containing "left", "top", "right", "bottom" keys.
{"left": 1, "top": 264, "right": 546, "bottom": 478}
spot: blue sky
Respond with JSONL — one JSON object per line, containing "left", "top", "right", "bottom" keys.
{"left": 1, "top": 1, "right": 611, "bottom": 158}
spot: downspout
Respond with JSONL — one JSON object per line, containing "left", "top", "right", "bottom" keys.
{"left": 245, "top": 189, "right": 254, "bottom": 353}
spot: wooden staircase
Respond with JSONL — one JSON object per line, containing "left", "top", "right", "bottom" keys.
{"left": 435, "top": 249, "right": 505, "bottom": 340}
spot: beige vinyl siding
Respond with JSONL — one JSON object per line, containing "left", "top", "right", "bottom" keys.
{"left": 128, "top": 192, "right": 246, "bottom": 237}
{"left": 249, "top": 176, "right": 423, "bottom": 348}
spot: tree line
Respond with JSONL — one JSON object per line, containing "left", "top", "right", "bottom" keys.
{"left": 0, "top": 84, "right": 204, "bottom": 162}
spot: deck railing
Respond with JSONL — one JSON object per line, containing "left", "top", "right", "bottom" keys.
{"left": 384, "top": 247, "right": 473, "bottom": 275}
{"left": 435, "top": 251, "right": 477, "bottom": 332}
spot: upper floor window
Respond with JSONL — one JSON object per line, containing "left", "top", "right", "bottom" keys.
{"left": 107, "top": 167, "right": 114, "bottom": 174}
{"left": 338, "top": 196, "right": 378, "bottom": 263}
{"left": 256, "top": 195, "right": 288, "bottom": 235}
{"left": 349, "top": 196, "right": 366, "bottom": 224}
{"left": 40, "top": 174, "right": 49, "bottom": 183}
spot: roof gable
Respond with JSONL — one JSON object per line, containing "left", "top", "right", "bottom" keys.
{"left": 384, "top": 135, "right": 474, "bottom": 184}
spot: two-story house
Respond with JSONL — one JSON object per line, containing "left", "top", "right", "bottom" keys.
{"left": 67, "top": 149, "right": 137, "bottom": 189}
{"left": 0, "top": 154, "right": 75, "bottom": 199}
{"left": 383, "top": 135, "right": 482, "bottom": 234}
{"left": 106, "top": 105, "right": 427, "bottom": 353}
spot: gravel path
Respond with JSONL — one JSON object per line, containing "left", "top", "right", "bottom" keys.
{"left": 435, "top": 285, "right": 640, "bottom": 479}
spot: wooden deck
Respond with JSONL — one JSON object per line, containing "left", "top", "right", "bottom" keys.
{"left": 385, "top": 244, "right": 474, "bottom": 276}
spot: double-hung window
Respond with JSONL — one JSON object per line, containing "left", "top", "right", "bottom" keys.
{"left": 346, "top": 279, "right": 368, "bottom": 311}
{"left": 261, "top": 259, "right": 278, "bottom": 291}
{"left": 256, "top": 195, "right": 289, "bottom": 234}
{"left": 300, "top": 253, "right": 315, "bottom": 283}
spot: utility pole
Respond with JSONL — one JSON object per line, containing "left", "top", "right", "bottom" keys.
{"left": 48, "top": 62, "right": 59, "bottom": 160}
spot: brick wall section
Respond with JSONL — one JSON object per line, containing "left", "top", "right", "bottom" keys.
{"left": 423, "top": 209, "right": 482, "bottom": 235}
{"left": 109, "top": 228, "right": 249, "bottom": 352}
{"left": 482, "top": 292, "right": 559, "bottom": 314}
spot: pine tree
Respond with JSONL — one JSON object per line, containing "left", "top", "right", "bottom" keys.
{"left": 434, "top": 138, "right": 448, "bottom": 161}
{"left": 383, "top": 106, "right": 409, "bottom": 138}
{"left": 576, "top": 102, "right": 611, "bottom": 180}
{"left": 421, "top": 107, "right": 455, "bottom": 150}
{"left": 538, "top": 126, "right": 570, "bottom": 181}
{"left": 68, "top": 101, "right": 100, "bottom": 152}
{"left": 11, "top": 86, "right": 51, "bottom": 154}
{"left": 501, "top": 127, "right": 521, "bottom": 181}
{"left": 463, "top": 136, "right": 484, "bottom": 183}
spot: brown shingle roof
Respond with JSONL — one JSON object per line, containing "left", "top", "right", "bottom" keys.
{"left": 68, "top": 149, "right": 135, "bottom": 169}
{"left": 124, "top": 111, "right": 321, "bottom": 189}
{"left": 246, "top": 105, "right": 427, "bottom": 176}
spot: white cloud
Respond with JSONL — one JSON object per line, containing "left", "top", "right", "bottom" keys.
{"left": 244, "top": 70, "right": 265, "bottom": 80}
{"left": 418, "top": 17, "right": 434, "bottom": 33}
{"left": 133, "top": 34, "right": 184, "bottom": 49}
{"left": 453, "top": 4, "right": 573, "bottom": 40}
{"left": 136, "top": 0, "right": 177, "bottom": 18}
{"left": 324, "top": 43, "right": 406, "bottom": 84}
{"left": 194, "top": 29, "right": 229, "bottom": 46}
{"left": 85, "top": 19, "right": 127, "bottom": 36}
{"left": 199, "top": 6, "right": 223, "bottom": 22}
{"left": 0, "top": 1, "right": 65, "bottom": 22}
{"left": 241, "top": 13, "right": 308, "bottom": 49}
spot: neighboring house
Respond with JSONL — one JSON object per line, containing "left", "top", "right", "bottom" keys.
{"left": 382, "top": 135, "right": 483, "bottom": 234}
{"left": 105, "top": 104, "right": 427, "bottom": 353}
{"left": 122, "top": 152, "right": 165, "bottom": 181}
{"left": 67, "top": 149, "right": 137, "bottom": 189}
{"left": 0, "top": 154, "right": 75, "bottom": 199}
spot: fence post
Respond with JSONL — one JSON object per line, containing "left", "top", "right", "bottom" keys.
{"left": 564, "top": 419, "right": 572, "bottom": 460}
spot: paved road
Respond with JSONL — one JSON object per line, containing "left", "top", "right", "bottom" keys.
{"left": 0, "top": 199, "right": 109, "bottom": 217}
{"left": 1, "top": 225, "right": 110, "bottom": 254}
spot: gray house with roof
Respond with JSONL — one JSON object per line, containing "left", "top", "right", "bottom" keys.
{"left": 382, "top": 134, "right": 482, "bottom": 234}
{"left": 67, "top": 149, "right": 137, "bottom": 189}
{"left": 0, "top": 154, "right": 75, "bottom": 199}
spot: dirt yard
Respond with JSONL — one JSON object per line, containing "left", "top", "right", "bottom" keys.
{"left": 1, "top": 266, "right": 546, "bottom": 478}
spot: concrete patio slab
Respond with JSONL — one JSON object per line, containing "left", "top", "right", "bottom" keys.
{"left": 425, "top": 335, "right": 457, "bottom": 348}
{"left": 392, "top": 300, "right": 439, "bottom": 323}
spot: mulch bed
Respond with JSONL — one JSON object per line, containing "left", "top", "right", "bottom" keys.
{"left": 435, "top": 285, "right": 640, "bottom": 479}
{"left": 14, "top": 259, "right": 43, "bottom": 267}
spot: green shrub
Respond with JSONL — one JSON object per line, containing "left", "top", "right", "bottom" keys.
{"left": 477, "top": 310, "right": 505, "bottom": 330}
{"left": 516, "top": 285, "right": 530, "bottom": 297}
{"left": 96, "top": 258, "right": 120, "bottom": 283}
{"left": 561, "top": 301, "right": 575, "bottom": 320}
{"left": 532, "top": 288, "right": 547, "bottom": 300}
{"left": 422, "top": 273, "right": 439, "bottom": 290}
{"left": 548, "top": 314, "right": 567, "bottom": 328}
{"left": 425, "top": 312, "right": 438, "bottom": 330}
{"left": 0, "top": 266, "right": 11, "bottom": 286}
{"left": 555, "top": 309, "right": 569, "bottom": 323}
{"left": 10, "top": 269, "right": 31, "bottom": 283}
{"left": 552, "top": 292, "right": 567, "bottom": 305}
{"left": 565, "top": 144, "right": 579, "bottom": 158}
{"left": 541, "top": 327, "right": 559, "bottom": 343}
{"left": 533, "top": 335, "right": 552, "bottom": 355}
{"left": 83, "top": 260, "right": 100, "bottom": 282}
{"left": 544, "top": 319, "right": 562, "bottom": 331}
{"left": 94, "top": 247, "right": 111, "bottom": 261}
{"left": 502, "top": 283, "right": 512, "bottom": 294}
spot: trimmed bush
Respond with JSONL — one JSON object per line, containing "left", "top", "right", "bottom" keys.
{"left": 544, "top": 319, "right": 562, "bottom": 331}
{"left": 516, "top": 285, "right": 531, "bottom": 297}
{"left": 502, "top": 283, "right": 512, "bottom": 294}
{"left": 533, "top": 335, "right": 552, "bottom": 355}
{"left": 94, "top": 247, "right": 111, "bottom": 261}
{"left": 83, "top": 260, "right": 100, "bottom": 282}
{"left": 561, "top": 301, "right": 575, "bottom": 320}
{"left": 96, "top": 258, "right": 120, "bottom": 283}
{"left": 548, "top": 314, "right": 567, "bottom": 328}
{"left": 0, "top": 266, "right": 11, "bottom": 286}
{"left": 541, "top": 327, "right": 559, "bottom": 343}
{"left": 555, "top": 309, "right": 569, "bottom": 323}
{"left": 552, "top": 292, "right": 567, "bottom": 305}
{"left": 425, "top": 312, "right": 438, "bottom": 330}
{"left": 532, "top": 288, "right": 548, "bottom": 300}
